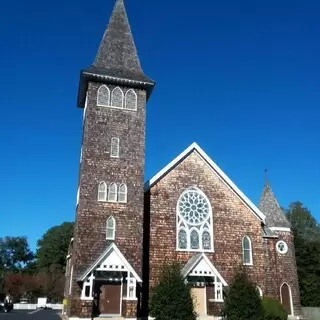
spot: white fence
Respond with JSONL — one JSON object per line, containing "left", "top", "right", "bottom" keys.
{"left": 13, "top": 303, "right": 63, "bottom": 310}
{"left": 302, "top": 307, "right": 320, "bottom": 319}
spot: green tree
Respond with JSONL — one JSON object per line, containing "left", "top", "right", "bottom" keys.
{"left": 35, "top": 222, "right": 73, "bottom": 301}
{"left": 286, "top": 202, "right": 320, "bottom": 306}
{"left": 149, "top": 262, "right": 196, "bottom": 320}
{"left": 222, "top": 268, "right": 263, "bottom": 320}
{"left": 36, "top": 222, "right": 74, "bottom": 272}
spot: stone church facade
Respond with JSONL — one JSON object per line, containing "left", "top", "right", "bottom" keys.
{"left": 64, "top": 0, "right": 301, "bottom": 319}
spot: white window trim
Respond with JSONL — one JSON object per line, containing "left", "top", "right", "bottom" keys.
{"left": 106, "top": 216, "right": 116, "bottom": 240}
{"left": 97, "top": 181, "right": 107, "bottom": 202}
{"left": 118, "top": 183, "right": 128, "bottom": 203}
{"left": 124, "top": 274, "right": 137, "bottom": 301}
{"left": 176, "top": 187, "right": 214, "bottom": 253}
{"left": 257, "top": 286, "right": 263, "bottom": 298}
{"left": 111, "top": 87, "right": 124, "bottom": 109}
{"left": 97, "top": 85, "right": 110, "bottom": 107}
{"left": 81, "top": 274, "right": 95, "bottom": 301}
{"left": 276, "top": 240, "right": 288, "bottom": 254}
{"left": 242, "top": 236, "right": 253, "bottom": 265}
{"left": 124, "top": 89, "right": 138, "bottom": 111}
{"left": 280, "top": 282, "right": 294, "bottom": 316}
{"left": 107, "top": 183, "right": 118, "bottom": 202}
{"left": 110, "top": 137, "right": 120, "bottom": 158}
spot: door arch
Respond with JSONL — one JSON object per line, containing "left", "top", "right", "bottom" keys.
{"left": 280, "top": 283, "right": 293, "bottom": 315}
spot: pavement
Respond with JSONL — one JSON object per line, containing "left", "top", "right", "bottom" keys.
{"left": 0, "top": 309, "right": 61, "bottom": 320}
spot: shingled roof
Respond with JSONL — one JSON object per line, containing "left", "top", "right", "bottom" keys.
{"left": 258, "top": 182, "right": 291, "bottom": 228}
{"left": 77, "top": 0, "right": 155, "bottom": 107}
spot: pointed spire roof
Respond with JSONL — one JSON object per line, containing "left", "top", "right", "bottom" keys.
{"left": 258, "top": 181, "right": 291, "bottom": 228}
{"left": 77, "top": 0, "right": 155, "bottom": 107}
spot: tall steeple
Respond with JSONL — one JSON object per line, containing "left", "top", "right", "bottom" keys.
{"left": 258, "top": 181, "right": 291, "bottom": 228}
{"left": 77, "top": 0, "right": 155, "bottom": 107}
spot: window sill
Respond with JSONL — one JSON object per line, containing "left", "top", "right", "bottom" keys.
{"left": 80, "top": 297, "right": 93, "bottom": 301}
{"left": 97, "top": 104, "right": 137, "bottom": 112}
{"left": 208, "top": 299, "right": 223, "bottom": 303}
{"left": 176, "top": 249, "right": 214, "bottom": 253}
{"left": 243, "top": 263, "right": 253, "bottom": 266}
{"left": 122, "top": 298, "right": 138, "bottom": 301}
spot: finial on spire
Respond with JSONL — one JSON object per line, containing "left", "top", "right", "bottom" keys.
{"left": 264, "top": 168, "right": 269, "bottom": 185}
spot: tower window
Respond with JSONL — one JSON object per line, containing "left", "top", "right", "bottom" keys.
{"left": 242, "top": 236, "right": 253, "bottom": 265}
{"left": 108, "top": 183, "right": 117, "bottom": 202}
{"left": 118, "top": 183, "right": 127, "bottom": 203}
{"left": 110, "top": 138, "right": 120, "bottom": 158}
{"left": 106, "top": 216, "right": 116, "bottom": 240}
{"left": 111, "top": 87, "right": 124, "bottom": 108}
{"left": 125, "top": 89, "right": 137, "bottom": 111}
{"left": 97, "top": 85, "right": 110, "bottom": 107}
{"left": 98, "top": 182, "right": 107, "bottom": 202}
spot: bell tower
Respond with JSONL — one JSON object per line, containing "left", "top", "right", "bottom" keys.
{"left": 65, "top": 0, "right": 155, "bottom": 318}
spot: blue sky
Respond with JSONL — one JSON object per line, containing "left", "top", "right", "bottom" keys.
{"left": 1, "top": 0, "right": 319, "bottom": 251}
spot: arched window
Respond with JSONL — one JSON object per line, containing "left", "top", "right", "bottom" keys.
{"left": 176, "top": 187, "right": 213, "bottom": 251}
{"left": 97, "top": 85, "right": 110, "bottom": 106}
{"left": 98, "top": 182, "right": 107, "bottom": 201}
{"left": 108, "top": 183, "right": 117, "bottom": 202}
{"left": 242, "top": 236, "right": 253, "bottom": 265}
{"left": 118, "top": 183, "right": 127, "bottom": 203}
{"left": 111, "top": 87, "right": 124, "bottom": 108}
{"left": 106, "top": 217, "right": 116, "bottom": 240}
{"left": 124, "top": 89, "right": 137, "bottom": 110}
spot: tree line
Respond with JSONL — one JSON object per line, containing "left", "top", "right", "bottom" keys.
{"left": 0, "top": 222, "right": 73, "bottom": 303}
{"left": 0, "top": 201, "right": 319, "bottom": 305}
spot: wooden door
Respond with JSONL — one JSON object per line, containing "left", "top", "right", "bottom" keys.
{"left": 191, "top": 287, "right": 206, "bottom": 316}
{"left": 99, "top": 283, "right": 121, "bottom": 315}
{"left": 281, "top": 283, "right": 292, "bottom": 315}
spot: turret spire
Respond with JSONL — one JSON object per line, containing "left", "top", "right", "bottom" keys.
{"left": 258, "top": 181, "right": 291, "bottom": 228}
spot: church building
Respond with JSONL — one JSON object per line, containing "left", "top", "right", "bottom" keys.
{"left": 64, "top": 0, "right": 301, "bottom": 319}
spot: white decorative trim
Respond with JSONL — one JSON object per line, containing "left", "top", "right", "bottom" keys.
{"left": 269, "top": 227, "right": 291, "bottom": 232}
{"left": 79, "top": 243, "right": 142, "bottom": 282}
{"left": 242, "top": 235, "right": 253, "bottom": 265}
{"left": 145, "top": 142, "right": 266, "bottom": 223}
{"left": 280, "top": 282, "right": 294, "bottom": 316}
{"left": 183, "top": 253, "right": 228, "bottom": 287}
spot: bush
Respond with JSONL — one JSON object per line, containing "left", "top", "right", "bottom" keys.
{"left": 149, "top": 262, "right": 196, "bottom": 320}
{"left": 261, "top": 296, "right": 288, "bottom": 320}
{"left": 222, "top": 268, "right": 264, "bottom": 320}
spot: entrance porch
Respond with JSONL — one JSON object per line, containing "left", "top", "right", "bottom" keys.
{"left": 78, "top": 243, "right": 141, "bottom": 319}
{"left": 182, "top": 253, "right": 228, "bottom": 317}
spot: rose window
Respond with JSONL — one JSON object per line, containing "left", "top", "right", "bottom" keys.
{"left": 177, "top": 187, "right": 213, "bottom": 251}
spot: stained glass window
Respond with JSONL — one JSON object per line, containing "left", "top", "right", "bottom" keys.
{"left": 178, "top": 229, "right": 187, "bottom": 249}
{"left": 177, "top": 187, "right": 213, "bottom": 251}
{"left": 190, "top": 230, "right": 200, "bottom": 249}
{"left": 202, "top": 230, "right": 211, "bottom": 250}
